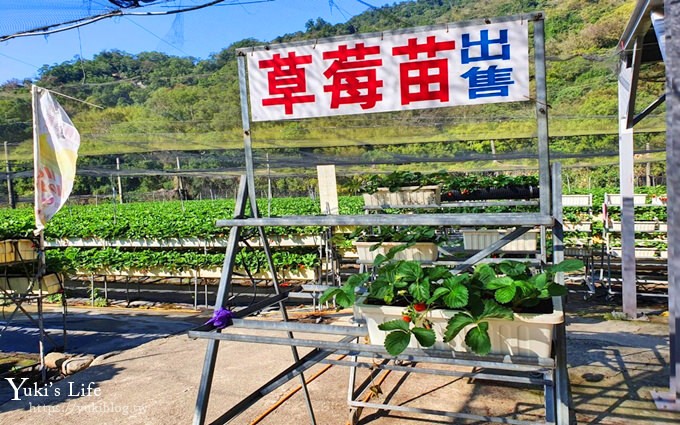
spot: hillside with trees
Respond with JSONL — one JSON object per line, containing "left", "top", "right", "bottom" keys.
{"left": 0, "top": 0, "right": 667, "bottom": 201}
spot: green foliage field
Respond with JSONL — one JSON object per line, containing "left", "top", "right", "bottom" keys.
{"left": 0, "top": 0, "right": 664, "bottom": 158}
{"left": 0, "top": 196, "right": 366, "bottom": 240}
{"left": 0, "top": 0, "right": 667, "bottom": 202}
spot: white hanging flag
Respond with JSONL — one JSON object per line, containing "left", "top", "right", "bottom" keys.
{"left": 33, "top": 85, "right": 81, "bottom": 232}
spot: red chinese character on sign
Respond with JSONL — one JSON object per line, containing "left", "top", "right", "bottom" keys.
{"left": 322, "top": 43, "right": 383, "bottom": 110}
{"left": 392, "top": 36, "right": 456, "bottom": 105}
{"left": 258, "top": 52, "right": 315, "bottom": 115}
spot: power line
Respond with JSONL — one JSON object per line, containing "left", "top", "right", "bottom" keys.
{"left": 0, "top": 0, "right": 275, "bottom": 42}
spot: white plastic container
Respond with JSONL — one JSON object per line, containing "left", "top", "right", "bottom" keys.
{"left": 561, "top": 194, "right": 592, "bottom": 207}
{"left": 461, "top": 229, "right": 537, "bottom": 252}
{"left": 363, "top": 185, "right": 441, "bottom": 207}
{"left": 563, "top": 222, "right": 592, "bottom": 232}
{"left": 354, "top": 241, "right": 438, "bottom": 262}
{"left": 605, "top": 193, "right": 647, "bottom": 206}
{"left": 610, "top": 247, "right": 658, "bottom": 259}
{"left": 609, "top": 221, "right": 657, "bottom": 232}
{"left": 355, "top": 296, "right": 563, "bottom": 358}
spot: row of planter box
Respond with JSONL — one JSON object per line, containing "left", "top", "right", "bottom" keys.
{"left": 72, "top": 266, "right": 318, "bottom": 281}
{"left": 354, "top": 229, "right": 539, "bottom": 263}
{"left": 608, "top": 221, "right": 668, "bottom": 232}
{"left": 609, "top": 248, "right": 668, "bottom": 259}
{"left": 44, "top": 235, "right": 325, "bottom": 249}
{"left": 362, "top": 185, "right": 540, "bottom": 207}
{"left": 364, "top": 190, "right": 664, "bottom": 209}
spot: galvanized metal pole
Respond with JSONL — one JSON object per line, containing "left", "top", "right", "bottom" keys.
{"left": 226, "top": 53, "right": 317, "bottom": 425}
{"left": 618, "top": 41, "right": 641, "bottom": 318}
{"left": 659, "top": 0, "right": 680, "bottom": 408}
{"left": 238, "top": 54, "right": 258, "bottom": 206}
{"left": 551, "top": 163, "right": 572, "bottom": 425}
{"left": 4, "top": 141, "right": 15, "bottom": 208}
{"left": 116, "top": 157, "right": 123, "bottom": 204}
{"left": 533, "top": 14, "right": 551, "bottom": 219}
{"left": 669, "top": 0, "right": 680, "bottom": 404}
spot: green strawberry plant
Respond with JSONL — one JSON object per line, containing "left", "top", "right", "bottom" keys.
{"left": 358, "top": 171, "right": 539, "bottom": 195}
{"left": 320, "top": 246, "right": 583, "bottom": 357}
{"left": 350, "top": 226, "right": 443, "bottom": 245}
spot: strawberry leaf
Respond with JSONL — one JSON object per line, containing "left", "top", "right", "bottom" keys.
{"left": 548, "top": 283, "right": 567, "bottom": 297}
{"left": 428, "top": 286, "right": 450, "bottom": 304}
{"left": 494, "top": 284, "right": 517, "bottom": 304}
{"left": 442, "top": 280, "right": 468, "bottom": 309}
{"left": 473, "top": 263, "right": 496, "bottom": 284}
{"left": 334, "top": 291, "right": 354, "bottom": 309}
{"left": 444, "top": 312, "right": 475, "bottom": 342}
{"left": 384, "top": 331, "right": 411, "bottom": 356}
{"left": 532, "top": 273, "right": 548, "bottom": 290}
{"left": 426, "top": 266, "right": 453, "bottom": 281}
{"left": 409, "top": 279, "right": 430, "bottom": 302}
{"left": 485, "top": 276, "right": 514, "bottom": 290}
{"left": 465, "top": 323, "right": 492, "bottom": 355}
{"left": 498, "top": 261, "right": 527, "bottom": 277}
{"left": 479, "top": 299, "right": 514, "bottom": 320}
{"left": 378, "top": 319, "right": 410, "bottom": 332}
{"left": 319, "top": 287, "right": 342, "bottom": 305}
{"left": 548, "top": 259, "right": 584, "bottom": 273}
{"left": 412, "top": 327, "right": 436, "bottom": 347}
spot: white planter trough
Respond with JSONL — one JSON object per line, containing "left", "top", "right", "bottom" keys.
{"left": 563, "top": 222, "right": 592, "bottom": 232}
{"left": 565, "top": 247, "right": 593, "bottom": 257}
{"left": 233, "top": 267, "right": 317, "bottom": 281}
{"left": 660, "top": 251, "right": 668, "bottom": 260}
{"left": 363, "top": 185, "right": 441, "bottom": 208}
{"left": 658, "top": 223, "right": 668, "bottom": 232}
{"left": 562, "top": 194, "right": 592, "bottom": 207}
{"left": 461, "top": 229, "right": 537, "bottom": 252}
{"left": 79, "top": 267, "right": 200, "bottom": 278}
{"left": 605, "top": 193, "right": 647, "bottom": 206}
{"left": 47, "top": 235, "right": 323, "bottom": 249}
{"left": 354, "top": 241, "right": 438, "bottom": 263}
{"left": 355, "top": 296, "right": 563, "bottom": 358}
{"left": 76, "top": 267, "right": 317, "bottom": 281}
{"left": 609, "top": 221, "right": 657, "bottom": 232}
{"left": 609, "top": 247, "right": 658, "bottom": 259}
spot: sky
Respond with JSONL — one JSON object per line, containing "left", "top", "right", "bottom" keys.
{"left": 0, "top": 0, "right": 395, "bottom": 84}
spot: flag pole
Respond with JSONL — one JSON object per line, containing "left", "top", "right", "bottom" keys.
{"left": 31, "top": 85, "right": 47, "bottom": 383}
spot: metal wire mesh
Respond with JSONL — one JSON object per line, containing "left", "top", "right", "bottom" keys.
{"left": 0, "top": 0, "right": 228, "bottom": 40}
{"left": 2, "top": 1, "right": 120, "bottom": 38}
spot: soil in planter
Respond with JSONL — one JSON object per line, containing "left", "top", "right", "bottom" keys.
{"left": 363, "top": 297, "right": 410, "bottom": 307}
{"left": 362, "top": 296, "right": 555, "bottom": 314}
{"left": 512, "top": 298, "right": 554, "bottom": 315}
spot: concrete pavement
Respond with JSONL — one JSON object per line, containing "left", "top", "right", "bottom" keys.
{"left": 1, "top": 304, "right": 679, "bottom": 424}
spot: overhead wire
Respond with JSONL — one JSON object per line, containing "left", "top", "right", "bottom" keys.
{"left": 0, "top": 0, "right": 276, "bottom": 42}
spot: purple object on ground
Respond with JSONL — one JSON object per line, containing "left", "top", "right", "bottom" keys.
{"left": 205, "top": 307, "right": 234, "bottom": 329}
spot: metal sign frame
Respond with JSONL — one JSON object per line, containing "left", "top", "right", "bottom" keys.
{"left": 190, "top": 12, "right": 571, "bottom": 425}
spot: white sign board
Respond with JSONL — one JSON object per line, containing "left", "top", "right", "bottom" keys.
{"left": 246, "top": 20, "right": 529, "bottom": 122}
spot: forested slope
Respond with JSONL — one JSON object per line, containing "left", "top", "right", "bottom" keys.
{"left": 0, "top": 0, "right": 667, "bottom": 197}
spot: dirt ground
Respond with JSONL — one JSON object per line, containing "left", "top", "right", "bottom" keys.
{"left": 1, "top": 297, "right": 680, "bottom": 425}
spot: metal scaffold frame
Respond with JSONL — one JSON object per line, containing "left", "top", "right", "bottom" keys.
{"left": 616, "top": 0, "right": 678, "bottom": 410}
{"left": 189, "top": 12, "right": 573, "bottom": 425}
